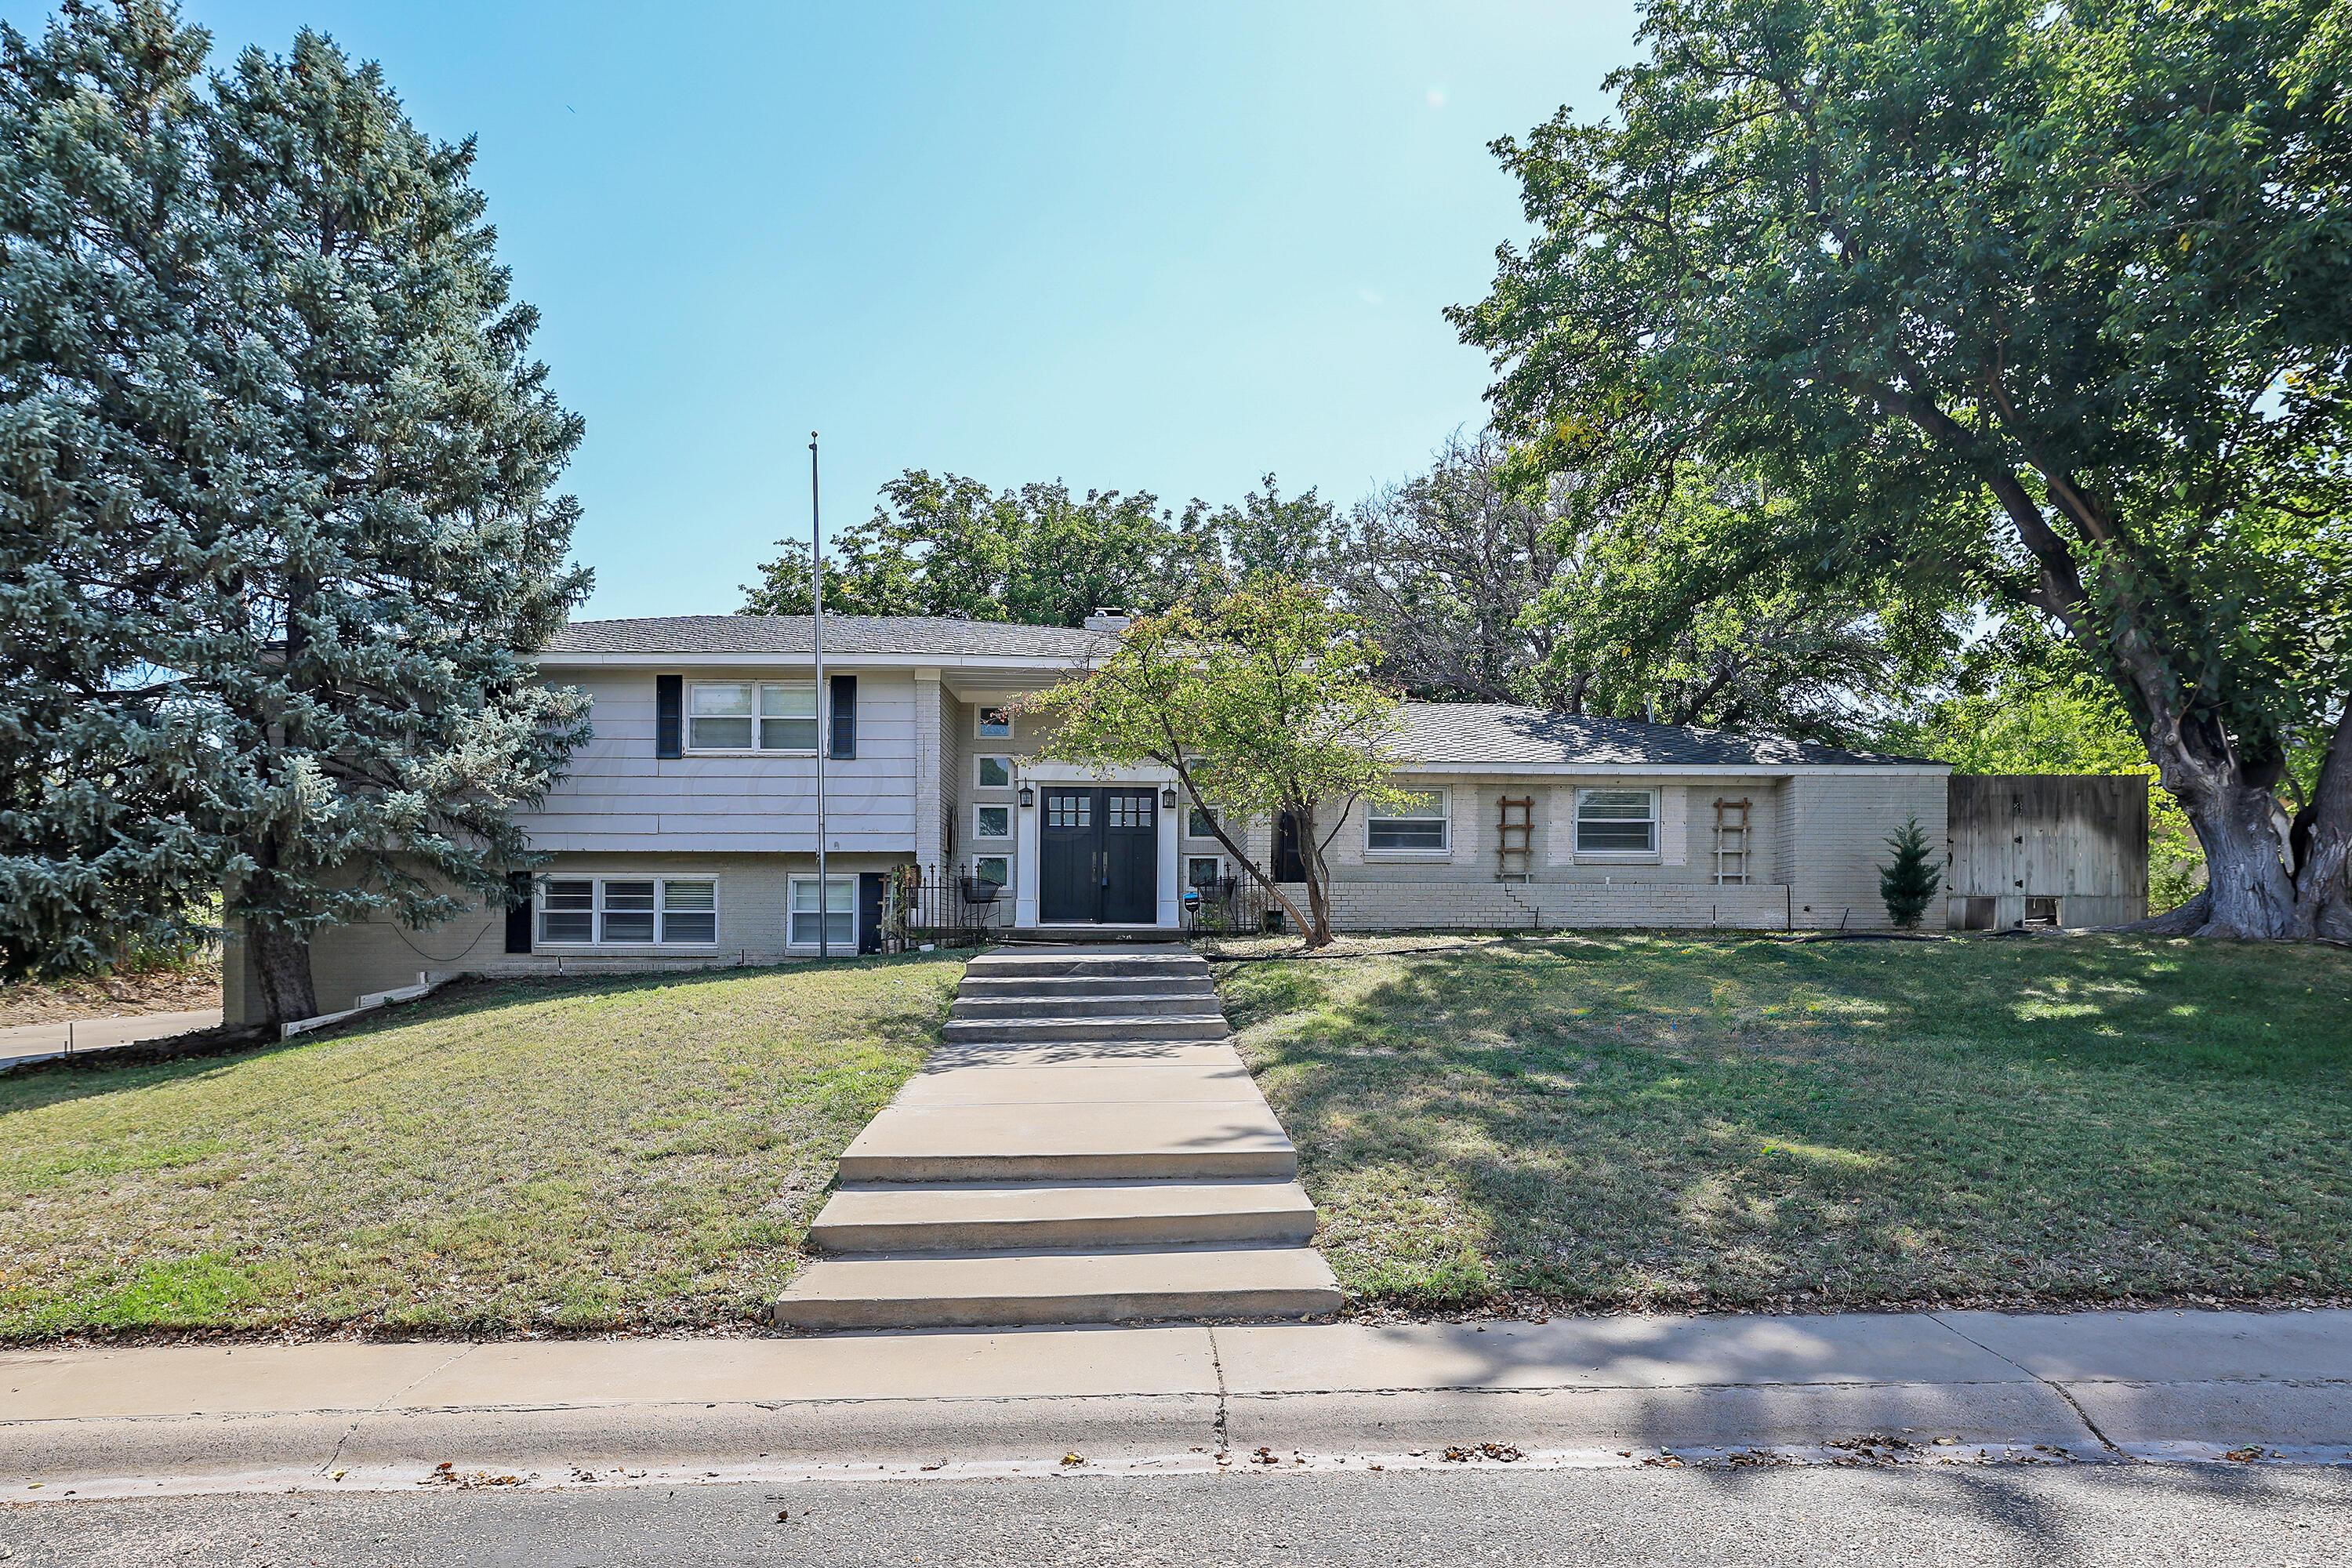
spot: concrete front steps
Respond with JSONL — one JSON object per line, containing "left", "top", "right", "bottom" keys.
{"left": 777, "top": 943, "right": 1341, "bottom": 1331}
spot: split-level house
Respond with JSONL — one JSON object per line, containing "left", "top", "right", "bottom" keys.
{"left": 222, "top": 612, "right": 1954, "bottom": 1024}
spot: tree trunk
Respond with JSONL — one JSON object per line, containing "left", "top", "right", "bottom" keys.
{"left": 1295, "top": 801, "right": 1337, "bottom": 947}
{"left": 2178, "top": 782, "right": 2300, "bottom": 938}
{"left": 2292, "top": 702, "right": 2352, "bottom": 941}
{"left": 246, "top": 921, "right": 318, "bottom": 1025}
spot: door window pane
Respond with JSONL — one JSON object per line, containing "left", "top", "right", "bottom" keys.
{"left": 540, "top": 879, "right": 594, "bottom": 942}
{"left": 759, "top": 682, "right": 818, "bottom": 751}
{"left": 660, "top": 880, "right": 717, "bottom": 943}
{"left": 688, "top": 683, "right": 755, "bottom": 750}
{"left": 1047, "top": 794, "right": 1090, "bottom": 828}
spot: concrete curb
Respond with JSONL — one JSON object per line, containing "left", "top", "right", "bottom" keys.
{"left": 5, "top": 1309, "right": 2349, "bottom": 1498}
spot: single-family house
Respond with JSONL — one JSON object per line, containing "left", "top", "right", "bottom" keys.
{"left": 221, "top": 612, "right": 1957, "bottom": 1024}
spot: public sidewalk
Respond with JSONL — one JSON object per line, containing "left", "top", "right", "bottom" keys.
{"left": 0, "top": 1007, "right": 223, "bottom": 1071}
{"left": 5, "top": 1308, "right": 2347, "bottom": 1498}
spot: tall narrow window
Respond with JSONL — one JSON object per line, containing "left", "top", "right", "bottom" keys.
{"left": 1575, "top": 788, "right": 1658, "bottom": 853}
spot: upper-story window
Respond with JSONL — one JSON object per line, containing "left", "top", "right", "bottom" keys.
{"left": 975, "top": 755, "right": 1014, "bottom": 789}
{"left": 975, "top": 705, "right": 1012, "bottom": 739}
{"left": 1575, "top": 787, "right": 1658, "bottom": 854}
{"left": 1187, "top": 806, "right": 1217, "bottom": 839}
{"left": 688, "top": 681, "right": 816, "bottom": 753}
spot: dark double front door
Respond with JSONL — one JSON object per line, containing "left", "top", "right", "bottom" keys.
{"left": 1039, "top": 786, "right": 1159, "bottom": 924}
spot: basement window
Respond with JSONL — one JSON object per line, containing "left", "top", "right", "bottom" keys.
{"left": 2024, "top": 895, "right": 2060, "bottom": 927}
{"left": 539, "top": 877, "right": 718, "bottom": 946}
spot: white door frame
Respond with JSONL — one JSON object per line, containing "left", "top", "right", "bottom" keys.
{"left": 1013, "top": 760, "right": 1180, "bottom": 930}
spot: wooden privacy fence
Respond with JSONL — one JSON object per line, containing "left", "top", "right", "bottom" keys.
{"left": 1946, "top": 774, "right": 2149, "bottom": 930}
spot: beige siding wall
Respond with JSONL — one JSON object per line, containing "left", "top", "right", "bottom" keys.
{"left": 526, "top": 669, "right": 920, "bottom": 853}
{"left": 224, "top": 851, "right": 911, "bottom": 1025}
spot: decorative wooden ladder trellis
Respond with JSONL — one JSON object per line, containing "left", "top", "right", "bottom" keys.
{"left": 1712, "top": 797, "right": 1752, "bottom": 885}
{"left": 1497, "top": 796, "right": 1534, "bottom": 881}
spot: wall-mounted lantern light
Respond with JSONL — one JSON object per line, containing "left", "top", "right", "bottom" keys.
{"left": 1018, "top": 784, "right": 1036, "bottom": 808}
{"left": 1161, "top": 787, "right": 1178, "bottom": 810}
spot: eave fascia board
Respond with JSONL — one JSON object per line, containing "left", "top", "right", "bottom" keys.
{"left": 531, "top": 651, "right": 1098, "bottom": 674}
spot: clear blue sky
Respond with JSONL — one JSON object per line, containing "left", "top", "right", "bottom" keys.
{"left": 19, "top": 1, "right": 1644, "bottom": 619}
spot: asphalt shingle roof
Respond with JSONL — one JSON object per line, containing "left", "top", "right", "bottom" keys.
{"left": 542, "top": 615, "right": 1109, "bottom": 659}
{"left": 1395, "top": 703, "right": 1933, "bottom": 769}
{"left": 538, "top": 617, "right": 1929, "bottom": 768}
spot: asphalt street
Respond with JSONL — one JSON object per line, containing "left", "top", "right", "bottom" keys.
{"left": 5, "top": 1462, "right": 2349, "bottom": 1568}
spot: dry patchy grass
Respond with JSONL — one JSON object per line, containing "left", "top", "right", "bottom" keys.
{"left": 1219, "top": 933, "right": 2352, "bottom": 1313}
{"left": 0, "top": 955, "right": 961, "bottom": 1340}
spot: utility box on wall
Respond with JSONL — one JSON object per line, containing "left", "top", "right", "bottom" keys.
{"left": 1946, "top": 774, "right": 2151, "bottom": 931}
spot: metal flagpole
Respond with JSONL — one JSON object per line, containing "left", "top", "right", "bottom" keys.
{"left": 811, "top": 432, "right": 828, "bottom": 959}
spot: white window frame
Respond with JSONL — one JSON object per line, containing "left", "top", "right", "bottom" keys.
{"left": 1365, "top": 787, "right": 1451, "bottom": 855}
{"left": 975, "top": 704, "right": 1013, "bottom": 739}
{"left": 1185, "top": 855, "right": 1226, "bottom": 891}
{"left": 786, "top": 873, "right": 856, "bottom": 950}
{"left": 972, "top": 854, "right": 1011, "bottom": 888}
{"left": 1573, "top": 786, "right": 1661, "bottom": 858}
{"left": 1186, "top": 806, "right": 1218, "bottom": 840}
{"left": 974, "top": 754, "right": 1015, "bottom": 790}
{"left": 972, "top": 802, "right": 1013, "bottom": 841}
{"left": 536, "top": 875, "right": 721, "bottom": 948}
{"left": 685, "top": 679, "right": 818, "bottom": 755}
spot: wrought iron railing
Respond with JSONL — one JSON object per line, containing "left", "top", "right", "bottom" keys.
{"left": 881, "top": 862, "right": 1011, "bottom": 952}
{"left": 1181, "top": 873, "right": 1283, "bottom": 936}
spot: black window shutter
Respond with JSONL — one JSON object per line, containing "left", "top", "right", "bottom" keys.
{"left": 655, "top": 674, "right": 682, "bottom": 758}
{"left": 503, "top": 873, "right": 534, "bottom": 953}
{"left": 829, "top": 674, "right": 856, "bottom": 760}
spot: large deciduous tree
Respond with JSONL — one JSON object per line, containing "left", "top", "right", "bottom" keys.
{"left": 1452, "top": 0, "right": 2352, "bottom": 938}
{"left": 0, "top": 2, "right": 590, "bottom": 1018}
{"left": 1025, "top": 580, "right": 1407, "bottom": 947}
{"left": 742, "top": 470, "right": 1207, "bottom": 626}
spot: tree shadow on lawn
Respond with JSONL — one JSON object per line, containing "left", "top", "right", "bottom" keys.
{"left": 1231, "top": 936, "right": 2352, "bottom": 1311}
{"left": 0, "top": 952, "right": 963, "bottom": 1121}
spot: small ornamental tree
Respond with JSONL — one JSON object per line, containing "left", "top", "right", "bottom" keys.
{"left": 1878, "top": 818, "right": 1942, "bottom": 930}
{"left": 1026, "top": 579, "right": 1407, "bottom": 947}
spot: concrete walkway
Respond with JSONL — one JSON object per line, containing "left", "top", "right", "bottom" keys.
{"left": 0, "top": 1007, "right": 222, "bottom": 1070}
{"left": 5, "top": 1308, "right": 2347, "bottom": 1497}
{"left": 777, "top": 945, "right": 1340, "bottom": 1328}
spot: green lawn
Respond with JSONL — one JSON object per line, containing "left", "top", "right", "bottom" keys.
{"left": 0, "top": 956, "right": 962, "bottom": 1340}
{"left": 1220, "top": 933, "right": 2352, "bottom": 1313}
